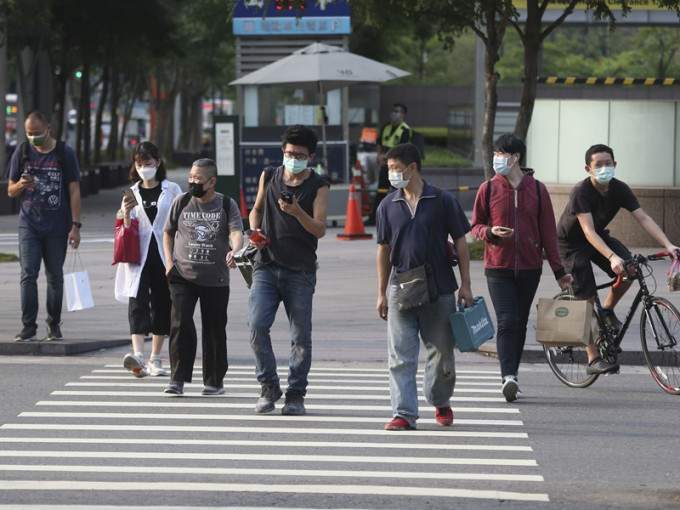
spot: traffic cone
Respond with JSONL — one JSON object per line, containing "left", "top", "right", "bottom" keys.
{"left": 239, "top": 188, "right": 248, "bottom": 217}
{"left": 337, "top": 185, "right": 373, "bottom": 241}
{"left": 352, "top": 160, "right": 371, "bottom": 215}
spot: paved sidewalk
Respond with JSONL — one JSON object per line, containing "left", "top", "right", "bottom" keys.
{"left": 0, "top": 168, "right": 674, "bottom": 365}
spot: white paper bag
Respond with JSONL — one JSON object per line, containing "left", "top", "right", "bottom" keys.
{"left": 64, "top": 270, "right": 94, "bottom": 311}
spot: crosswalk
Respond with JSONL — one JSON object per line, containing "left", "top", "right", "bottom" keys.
{"left": 0, "top": 364, "right": 549, "bottom": 507}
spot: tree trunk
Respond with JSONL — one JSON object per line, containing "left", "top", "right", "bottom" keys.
{"left": 93, "top": 64, "right": 109, "bottom": 164}
{"left": 107, "top": 66, "right": 120, "bottom": 161}
{"left": 515, "top": 38, "right": 540, "bottom": 147}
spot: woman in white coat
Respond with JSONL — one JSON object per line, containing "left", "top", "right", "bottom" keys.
{"left": 115, "top": 142, "right": 182, "bottom": 377}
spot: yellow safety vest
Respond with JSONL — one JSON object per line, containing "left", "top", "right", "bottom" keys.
{"left": 380, "top": 122, "right": 411, "bottom": 150}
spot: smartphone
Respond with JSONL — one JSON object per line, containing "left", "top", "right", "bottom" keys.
{"left": 497, "top": 226, "right": 513, "bottom": 233}
{"left": 122, "top": 188, "right": 138, "bottom": 205}
{"left": 281, "top": 191, "right": 294, "bottom": 204}
{"left": 21, "top": 173, "right": 34, "bottom": 182}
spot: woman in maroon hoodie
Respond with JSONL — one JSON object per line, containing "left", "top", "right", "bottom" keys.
{"left": 471, "top": 134, "right": 572, "bottom": 402}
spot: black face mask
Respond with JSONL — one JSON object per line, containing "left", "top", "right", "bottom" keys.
{"left": 189, "top": 182, "right": 208, "bottom": 198}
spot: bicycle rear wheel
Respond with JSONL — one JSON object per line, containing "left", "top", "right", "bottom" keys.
{"left": 543, "top": 294, "right": 599, "bottom": 388}
{"left": 640, "top": 297, "right": 680, "bottom": 395}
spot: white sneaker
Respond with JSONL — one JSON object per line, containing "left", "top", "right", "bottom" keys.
{"left": 148, "top": 357, "right": 167, "bottom": 377}
{"left": 123, "top": 353, "right": 149, "bottom": 378}
{"left": 502, "top": 376, "right": 522, "bottom": 403}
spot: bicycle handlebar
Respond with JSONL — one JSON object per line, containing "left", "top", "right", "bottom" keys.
{"left": 611, "top": 251, "right": 673, "bottom": 288}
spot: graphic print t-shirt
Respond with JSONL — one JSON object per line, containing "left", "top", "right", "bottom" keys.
{"left": 164, "top": 192, "right": 243, "bottom": 286}
{"left": 7, "top": 143, "right": 81, "bottom": 236}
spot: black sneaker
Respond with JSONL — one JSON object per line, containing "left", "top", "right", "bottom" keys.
{"left": 255, "top": 383, "right": 283, "bottom": 413}
{"left": 602, "top": 308, "right": 623, "bottom": 334}
{"left": 44, "top": 322, "right": 62, "bottom": 341}
{"left": 14, "top": 324, "right": 37, "bottom": 342}
{"left": 586, "top": 357, "right": 620, "bottom": 375}
{"left": 281, "top": 390, "right": 306, "bottom": 416}
{"left": 164, "top": 381, "right": 184, "bottom": 396}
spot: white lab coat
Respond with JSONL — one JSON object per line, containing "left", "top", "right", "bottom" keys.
{"left": 114, "top": 179, "right": 182, "bottom": 302}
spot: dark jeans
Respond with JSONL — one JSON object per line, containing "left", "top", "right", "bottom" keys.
{"left": 167, "top": 267, "right": 229, "bottom": 388}
{"left": 19, "top": 227, "right": 68, "bottom": 327}
{"left": 128, "top": 240, "right": 171, "bottom": 336}
{"left": 487, "top": 274, "right": 541, "bottom": 380}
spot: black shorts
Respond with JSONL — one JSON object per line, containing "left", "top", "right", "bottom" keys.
{"left": 560, "top": 232, "right": 631, "bottom": 300}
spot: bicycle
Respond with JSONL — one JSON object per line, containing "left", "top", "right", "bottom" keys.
{"left": 543, "top": 251, "right": 680, "bottom": 395}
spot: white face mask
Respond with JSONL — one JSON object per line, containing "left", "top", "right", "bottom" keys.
{"left": 493, "top": 155, "right": 515, "bottom": 176}
{"left": 388, "top": 165, "right": 412, "bottom": 189}
{"left": 592, "top": 165, "right": 615, "bottom": 184}
{"left": 137, "top": 166, "right": 157, "bottom": 181}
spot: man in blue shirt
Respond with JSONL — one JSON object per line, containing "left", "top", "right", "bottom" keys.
{"left": 376, "top": 143, "right": 473, "bottom": 430}
{"left": 7, "top": 110, "right": 81, "bottom": 342}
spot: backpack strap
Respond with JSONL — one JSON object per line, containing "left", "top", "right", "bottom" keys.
{"left": 535, "top": 179, "right": 542, "bottom": 217}
{"left": 484, "top": 178, "right": 492, "bottom": 223}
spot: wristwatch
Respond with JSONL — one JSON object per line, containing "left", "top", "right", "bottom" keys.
{"left": 72, "top": 221, "right": 82, "bottom": 228}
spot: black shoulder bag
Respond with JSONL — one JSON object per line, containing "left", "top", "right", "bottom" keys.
{"left": 394, "top": 189, "right": 441, "bottom": 312}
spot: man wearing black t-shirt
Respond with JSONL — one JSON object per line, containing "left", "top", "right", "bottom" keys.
{"left": 557, "top": 144, "right": 680, "bottom": 375}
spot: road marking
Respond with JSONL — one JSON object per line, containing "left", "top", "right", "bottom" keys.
{"left": 19, "top": 411, "right": 524, "bottom": 426}
{"left": 1, "top": 423, "right": 529, "bottom": 438}
{"left": 0, "top": 481, "right": 549, "bottom": 502}
{"left": 35, "top": 400, "right": 521, "bottom": 414}
{"left": 0, "top": 436, "right": 532, "bottom": 451}
{"left": 0, "top": 464, "right": 543, "bottom": 481}
{"left": 51, "top": 390, "right": 509, "bottom": 402}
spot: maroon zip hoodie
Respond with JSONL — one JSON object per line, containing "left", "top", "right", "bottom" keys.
{"left": 471, "top": 170, "right": 566, "bottom": 280}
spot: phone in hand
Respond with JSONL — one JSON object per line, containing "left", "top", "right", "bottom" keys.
{"left": 122, "top": 188, "right": 138, "bottom": 206}
{"left": 21, "top": 173, "right": 34, "bottom": 182}
{"left": 497, "top": 226, "right": 513, "bottom": 233}
{"left": 281, "top": 191, "right": 294, "bottom": 204}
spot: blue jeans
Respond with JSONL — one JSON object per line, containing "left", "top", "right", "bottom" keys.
{"left": 387, "top": 290, "right": 457, "bottom": 427}
{"left": 248, "top": 263, "right": 316, "bottom": 395}
{"left": 487, "top": 274, "right": 541, "bottom": 380}
{"left": 19, "top": 227, "right": 68, "bottom": 327}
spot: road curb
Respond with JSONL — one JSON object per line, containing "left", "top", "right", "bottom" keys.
{"left": 0, "top": 338, "right": 129, "bottom": 356}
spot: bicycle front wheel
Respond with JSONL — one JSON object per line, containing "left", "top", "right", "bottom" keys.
{"left": 640, "top": 297, "right": 680, "bottom": 395}
{"left": 543, "top": 294, "right": 599, "bottom": 388}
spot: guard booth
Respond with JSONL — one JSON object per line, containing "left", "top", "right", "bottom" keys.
{"left": 230, "top": 0, "right": 353, "bottom": 211}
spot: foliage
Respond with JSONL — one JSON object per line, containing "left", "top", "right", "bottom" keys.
{"left": 467, "top": 239, "right": 485, "bottom": 261}
{"left": 423, "top": 145, "right": 472, "bottom": 168}
{"left": 0, "top": 253, "right": 19, "bottom": 262}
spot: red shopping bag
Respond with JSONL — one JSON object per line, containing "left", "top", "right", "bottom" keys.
{"left": 112, "top": 218, "right": 141, "bottom": 265}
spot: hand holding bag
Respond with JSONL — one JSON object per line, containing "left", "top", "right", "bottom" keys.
{"left": 535, "top": 296, "right": 596, "bottom": 347}
{"left": 394, "top": 190, "right": 441, "bottom": 312}
{"left": 64, "top": 248, "right": 95, "bottom": 312}
{"left": 668, "top": 258, "right": 680, "bottom": 291}
{"left": 112, "top": 217, "right": 141, "bottom": 265}
{"left": 449, "top": 296, "right": 495, "bottom": 352}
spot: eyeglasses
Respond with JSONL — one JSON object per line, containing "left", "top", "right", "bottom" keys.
{"left": 283, "top": 151, "right": 310, "bottom": 161}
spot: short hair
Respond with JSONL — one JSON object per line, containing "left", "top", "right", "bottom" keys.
{"left": 393, "top": 102, "right": 407, "bottom": 115}
{"left": 25, "top": 110, "right": 49, "bottom": 126}
{"left": 585, "top": 144, "right": 615, "bottom": 166}
{"left": 192, "top": 158, "right": 218, "bottom": 179}
{"left": 282, "top": 124, "right": 318, "bottom": 154}
{"left": 493, "top": 133, "right": 526, "bottom": 163}
{"left": 385, "top": 143, "right": 421, "bottom": 172}
{"left": 129, "top": 141, "right": 168, "bottom": 183}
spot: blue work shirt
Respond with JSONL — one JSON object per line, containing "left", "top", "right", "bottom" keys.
{"left": 376, "top": 181, "right": 470, "bottom": 295}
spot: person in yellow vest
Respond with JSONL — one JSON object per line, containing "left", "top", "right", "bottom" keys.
{"left": 364, "top": 103, "right": 412, "bottom": 226}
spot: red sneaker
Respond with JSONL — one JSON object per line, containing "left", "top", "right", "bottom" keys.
{"left": 384, "top": 417, "right": 416, "bottom": 431}
{"left": 435, "top": 406, "right": 454, "bottom": 426}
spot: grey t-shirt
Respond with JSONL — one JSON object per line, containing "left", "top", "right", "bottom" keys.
{"left": 164, "top": 192, "right": 243, "bottom": 287}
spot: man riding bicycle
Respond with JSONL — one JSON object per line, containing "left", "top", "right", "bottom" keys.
{"left": 557, "top": 144, "right": 680, "bottom": 375}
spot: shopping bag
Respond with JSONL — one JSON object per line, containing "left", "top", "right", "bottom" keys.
{"left": 64, "top": 249, "right": 94, "bottom": 311}
{"left": 535, "top": 297, "right": 594, "bottom": 347}
{"left": 112, "top": 217, "right": 141, "bottom": 265}
{"left": 668, "top": 258, "right": 680, "bottom": 291}
{"left": 449, "top": 296, "right": 495, "bottom": 353}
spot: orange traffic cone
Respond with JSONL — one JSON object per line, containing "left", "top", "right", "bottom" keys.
{"left": 352, "top": 160, "right": 371, "bottom": 215}
{"left": 239, "top": 188, "right": 248, "bottom": 217}
{"left": 337, "top": 185, "right": 373, "bottom": 241}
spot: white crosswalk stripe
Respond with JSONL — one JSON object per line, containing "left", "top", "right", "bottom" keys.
{"left": 0, "top": 363, "right": 550, "bottom": 506}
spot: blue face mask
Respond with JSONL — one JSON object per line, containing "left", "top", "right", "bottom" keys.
{"left": 493, "top": 155, "right": 515, "bottom": 176}
{"left": 283, "top": 157, "right": 308, "bottom": 174}
{"left": 592, "top": 166, "right": 615, "bottom": 184}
